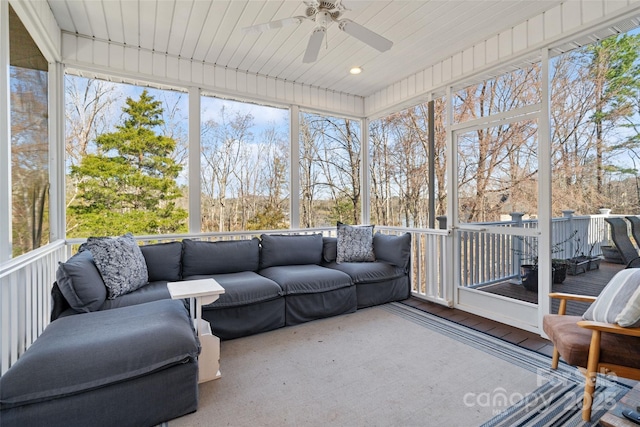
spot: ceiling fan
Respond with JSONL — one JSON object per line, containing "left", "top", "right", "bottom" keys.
{"left": 243, "top": 0, "right": 393, "bottom": 64}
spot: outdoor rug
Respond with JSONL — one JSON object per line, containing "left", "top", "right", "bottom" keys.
{"left": 168, "top": 302, "right": 632, "bottom": 427}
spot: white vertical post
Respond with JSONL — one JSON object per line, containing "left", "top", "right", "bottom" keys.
{"left": 538, "top": 48, "right": 552, "bottom": 333}
{"left": 0, "top": 0, "right": 11, "bottom": 261}
{"left": 188, "top": 87, "right": 201, "bottom": 233}
{"left": 49, "top": 62, "right": 66, "bottom": 242}
{"left": 445, "top": 86, "right": 456, "bottom": 304}
{"left": 289, "top": 105, "right": 300, "bottom": 229}
{"left": 360, "top": 117, "right": 370, "bottom": 224}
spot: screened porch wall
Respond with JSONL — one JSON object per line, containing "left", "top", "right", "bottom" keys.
{"left": 365, "top": 0, "right": 640, "bottom": 118}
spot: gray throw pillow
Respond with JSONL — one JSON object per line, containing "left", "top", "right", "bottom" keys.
{"left": 79, "top": 233, "right": 149, "bottom": 299}
{"left": 583, "top": 268, "right": 640, "bottom": 326}
{"left": 336, "top": 222, "right": 375, "bottom": 263}
{"left": 373, "top": 232, "right": 411, "bottom": 269}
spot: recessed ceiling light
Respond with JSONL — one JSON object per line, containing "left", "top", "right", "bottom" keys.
{"left": 350, "top": 67, "right": 362, "bottom": 75}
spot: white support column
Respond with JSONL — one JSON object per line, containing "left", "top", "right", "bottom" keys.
{"left": 445, "top": 86, "right": 456, "bottom": 304}
{"left": 360, "top": 117, "right": 370, "bottom": 224}
{"left": 289, "top": 105, "right": 300, "bottom": 229}
{"left": 188, "top": 87, "right": 201, "bottom": 233}
{"left": 49, "top": 62, "right": 66, "bottom": 242}
{"left": 1, "top": 0, "right": 12, "bottom": 261}
{"left": 538, "top": 48, "right": 552, "bottom": 334}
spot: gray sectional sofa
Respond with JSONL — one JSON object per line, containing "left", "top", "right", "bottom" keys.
{"left": 0, "top": 231, "right": 411, "bottom": 427}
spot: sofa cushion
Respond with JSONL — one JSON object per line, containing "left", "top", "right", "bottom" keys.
{"left": 55, "top": 250, "right": 107, "bottom": 313}
{"left": 259, "top": 265, "right": 352, "bottom": 295}
{"left": 373, "top": 232, "right": 411, "bottom": 269}
{"left": 79, "top": 233, "right": 149, "bottom": 299}
{"left": 184, "top": 272, "right": 282, "bottom": 308}
{"left": 323, "top": 237, "right": 338, "bottom": 263}
{"left": 99, "top": 281, "right": 171, "bottom": 310}
{"left": 140, "top": 241, "right": 183, "bottom": 282}
{"left": 324, "top": 261, "right": 407, "bottom": 284}
{"left": 182, "top": 238, "right": 260, "bottom": 277}
{"left": 0, "top": 299, "right": 198, "bottom": 408}
{"left": 583, "top": 268, "right": 640, "bottom": 326}
{"left": 259, "top": 234, "right": 323, "bottom": 269}
{"left": 337, "top": 223, "right": 375, "bottom": 263}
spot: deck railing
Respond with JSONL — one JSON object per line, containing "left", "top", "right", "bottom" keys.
{"left": 0, "top": 240, "right": 67, "bottom": 375}
{"left": 0, "top": 213, "right": 617, "bottom": 373}
{"left": 458, "top": 211, "right": 617, "bottom": 289}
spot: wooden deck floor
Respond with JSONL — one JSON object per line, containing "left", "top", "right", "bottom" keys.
{"left": 478, "top": 261, "right": 624, "bottom": 316}
{"left": 401, "top": 261, "right": 625, "bottom": 358}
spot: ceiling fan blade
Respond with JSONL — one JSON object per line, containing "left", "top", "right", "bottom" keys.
{"left": 303, "top": 27, "right": 326, "bottom": 63}
{"left": 243, "top": 17, "right": 304, "bottom": 34}
{"left": 338, "top": 19, "right": 393, "bottom": 52}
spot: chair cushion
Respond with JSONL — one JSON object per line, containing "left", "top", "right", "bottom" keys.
{"left": 79, "top": 233, "right": 149, "bottom": 299}
{"left": 259, "top": 265, "right": 352, "bottom": 295}
{"left": 0, "top": 299, "right": 198, "bottom": 408}
{"left": 583, "top": 268, "right": 640, "bottom": 326}
{"left": 543, "top": 314, "right": 640, "bottom": 369}
{"left": 140, "top": 241, "right": 183, "bottom": 282}
{"left": 182, "top": 272, "right": 283, "bottom": 308}
{"left": 182, "top": 238, "right": 260, "bottom": 276}
{"left": 56, "top": 250, "right": 107, "bottom": 313}
{"left": 259, "top": 234, "right": 323, "bottom": 269}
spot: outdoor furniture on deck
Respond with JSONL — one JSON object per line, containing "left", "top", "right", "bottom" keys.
{"left": 544, "top": 292, "right": 640, "bottom": 422}
{"left": 604, "top": 217, "right": 640, "bottom": 265}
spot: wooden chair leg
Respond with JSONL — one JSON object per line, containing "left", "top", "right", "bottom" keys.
{"left": 582, "top": 330, "right": 601, "bottom": 422}
{"left": 551, "top": 347, "right": 560, "bottom": 369}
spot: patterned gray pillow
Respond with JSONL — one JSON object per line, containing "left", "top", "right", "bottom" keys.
{"left": 336, "top": 222, "right": 375, "bottom": 263}
{"left": 79, "top": 233, "right": 149, "bottom": 299}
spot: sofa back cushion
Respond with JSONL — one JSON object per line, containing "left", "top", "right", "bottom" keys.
{"left": 56, "top": 250, "right": 107, "bottom": 313}
{"left": 259, "top": 234, "right": 323, "bottom": 269}
{"left": 140, "top": 241, "right": 183, "bottom": 282}
{"left": 182, "top": 238, "right": 260, "bottom": 276}
{"left": 373, "top": 232, "right": 411, "bottom": 269}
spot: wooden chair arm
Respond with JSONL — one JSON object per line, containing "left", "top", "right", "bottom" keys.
{"left": 577, "top": 320, "right": 640, "bottom": 337}
{"left": 549, "top": 292, "right": 598, "bottom": 303}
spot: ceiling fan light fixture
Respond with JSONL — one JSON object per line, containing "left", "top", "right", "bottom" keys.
{"left": 350, "top": 66, "right": 362, "bottom": 75}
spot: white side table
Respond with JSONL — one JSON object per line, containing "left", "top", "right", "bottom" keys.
{"left": 167, "top": 279, "right": 225, "bottom": 383}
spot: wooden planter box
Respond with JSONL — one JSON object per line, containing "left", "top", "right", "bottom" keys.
{"left": 566, "top": 256, "right": 600, "bottom": 275}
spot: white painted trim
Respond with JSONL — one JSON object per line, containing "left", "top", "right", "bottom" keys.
{"left": 188, "top": 87, "right": 201, "bottom": 233}
{"left": 1, "top": 0, "right": 11, "bottom": 261}
{"left": 61, "top": 33, "right": 365, "bottom": 119}
{"left": 457, "top": 287, "right": 539, "bottom": 334}
{"left": 289, "top": 105, "right": 300, "bottom": 229}
{"left": 360, "top": 117, "right": 370, "bottom": 224}
{"left": 49, "top": 62, "right": 66, "bottom": 242}
{"left": 538, "top": 48, "right": 553, "bottom": 335}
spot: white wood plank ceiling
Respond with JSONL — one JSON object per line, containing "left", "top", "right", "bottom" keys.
{"left": 47, "top": 0, "right": 564, "bottom": 97}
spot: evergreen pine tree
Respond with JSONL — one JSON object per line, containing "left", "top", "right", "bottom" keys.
{"left": 68, "top": 90, "right": 187, "bottom": 236}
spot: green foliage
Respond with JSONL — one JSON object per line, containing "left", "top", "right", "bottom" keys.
{"left": 68, "top": 90, "right": 187, "bottom": 237}
{"left": 246, "top": 204, "right": 287, "bottom": 231}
